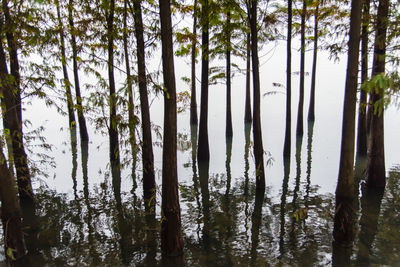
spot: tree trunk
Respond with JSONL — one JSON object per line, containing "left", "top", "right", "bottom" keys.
{"left": 0, "top": 18, "right": 34, "bottom": 206}
{"left": 0, "top": 143, "right": 27, "bottom": 261}
{"left": 123, "top": 0, "right": 137, "bottom": 188}
{"left": 365, "top": 0, "right": 388, "bottom": 188}
{"left": 296, "top": 0, "right": 306, "bottom": 136}
{"left": 68, "top": 0, "right": 89, "bottom": 142}
{"left": 159, "top": 0, "right": 184, "bottom": 256}
{"left": 56, "top": 0, "right": 76, "bottom": 129}
{"left": 133, "top": 0, "right": 156, "bottom": 201}
{"left": 333, "top": 0, "right": 362, "bottom": 245}
{"left": 197, "top": 0, "right": 210, "bottom": 162}
{"left": 356, "top": 0, "right": 370, "bottom": 156}
{"left": 107, "top": 0, "right": 121, "bottom": 188}
{"left": 283, "top": 0, "right": 292, "bottom": 157}
{"left": 249, "top": 0, "right": 265, "bottom": 190}
{"left": 308, "top": 1, "right": 319, "bottom": 122}
{"left": 190, "top": 0, "right": 198, "bottom": 125}
{"left": 226, "top": 9, "right": 233, "bottom": 137}
{"left": 244, "top": 32, "right": 252, "bottom": 123}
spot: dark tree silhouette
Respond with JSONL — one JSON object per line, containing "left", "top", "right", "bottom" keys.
{"left": 244, "top": 32, "right": 252, "bottom": 123}
{"left": 191, "top": 0, "right": 199, "bottom": 125}
{"left": 308, "top": 0, "right": 319, "bottom": 122}
{"left": 296, "top": 0, "right": 306, "bottom": 136}
{"left": 225, "top": 3, "right": 233, "bottom": 137}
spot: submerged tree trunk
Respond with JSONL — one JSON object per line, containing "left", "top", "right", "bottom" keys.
{"left": 0, "top": 143, "right": 27, "bottom": 261}
{"left": 356, "top": 0, "right": 370, "bottom": 156}
{"left": 191, "top": 0, "right": 198, "bottom": 125}
{"left": 133, "top": 0, "right": 156, "bottom": 201}
{"left": 197, "top": 0, "right": 210, "bottom": 162}
{"left": 296, "top": 0, "right": 306, "bottom": 136}
{"left": 308, "top": 0, "right": 319, "bottom": 121}
{"left": 56, "top": 0, "right": 76, "bottom": 128}
{"left": 333, "top": 0, "right": 362, "bottom": 245}
{"left": 159, "top": 0, "right": 184, "bottom": 256}
{"left": 226, "top": 9, "right": 233, "bottom": 137}
{"left": 244, "top": 32, "right": 252, "bottom": 123}
{"left": 68, "top": 0, "right": 89, "bottom": 142}
{"left": 249, "top": 0, "right": 265, "bottom": 190}
{"left": 0, "top": 16, "right": 34, "bottom": 206}
{"left": 283, "top": 0, "right": 292, "bottom": 158}
{"left": 365, "top": 0, "right": 388, "bottom": 188}
{"left": 107, "top": 0, "right": 121, "bottom": 188}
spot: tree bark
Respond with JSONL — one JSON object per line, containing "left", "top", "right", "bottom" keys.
{"left": 226, "top": 9, "right": 233, "bottom": 137}
{"left": 365, "top": 0, "right": 388, "bottom": 188}
{"left": 283, "top": 0, "right": 292, "bottom": 158}
{"left": 296, "top": 0, "right": 306, "bottom": 136}
{"left": 159, "top": 0, "right": 184, "bottom": 256}
{"left": 249, "top": 0, "right": 265, "bottom": 190}
{"left": 197, "top": 0, "right": 210, "bottom": 162}
{"left": 333, "top": 0, "right": 362, "bottom": 245}
{"left": 244, "top": 32, "right": 252, "bottom": 123}
{"left": 133, "top": 0, "right": 156, "bottom": 201}
{"left": 356, "top": 0, "right": 370, "bottom": 156}
{"left": 0, "top": 143, "right": 27, "bottom": 261}
{"left": 308, "top": 0, "right": 319, "bottom": 122}
{"left": 190, "top": 0, "right": 198, "bottom": 125}
{"left": 68, "top": 0, "right": 89, "bottom": 142}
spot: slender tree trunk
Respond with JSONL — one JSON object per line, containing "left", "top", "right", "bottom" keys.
{"left": 0, "top": 18, "right": 34, "bottom": 206}
{"left": 356, "top": 0, "right": 370, "bottom": 156}
{"left": 197, "top": 0, "right": 210, "bottom": 162}
{"left": 159, "top": 0, "right": 184, "bottom": 256}
{"left": 0, "top": 143, "right": 27, "bottom": 261}
{"left": 283, "top": 0, "right": 292, "bottom": 157}
{"left": 55, "top": 0, "right": 76, "bottom": 129}
{"left": 133, "top": 0, "right": 156, "bottom": 201}
{"left": 226, "top": 9, "right": 233, "bottom": 137}
{"left": 249, "top": 0, "right": 265, "bottom": 190}
{"left": 365, "top": 0, "right": 388, "bottom": 188}
{"left": 1, "top": 102, "right": 14, "bottom": 177}
{"left": 68, "top": 0, "right": 89, "bottom": 142}
{"left": 333, "top": 0, "right": 362, "bottom": 245}
{"left": 107, "top": 0, "right": 121, "bottom": 188}
{"left": 191, "top": 0, "right": 198, "bottom": 125}
{"left": 308, "top": 1, "right": 319, "bottom": 122}
{"left": 244, "top": 32, "right": 252, "bottom": 123}
{"left": 123, "top": 0, "right": 137, "bottom": 187}
{"left": 296, "top": 0, "right": 306, "bottom": 136}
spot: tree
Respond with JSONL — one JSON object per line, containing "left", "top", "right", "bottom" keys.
{"left": 225, "top": 0, "right": 233, "bottom": 137}
{"left": 365, "top": 0, "right": 389, "bottom": 188}
{"left": 68, "top": 0, "right": 89, "bottom": 142}
{"left": 244, "top": 31, "right": 252, "bottom": 123}
{"left": 356, "top": 0, "right": 370, "bottom": 156}
{"left": 0, "top": 142, "right": 27, "bottom": 261}
{"left": 249, "top": 0, "right": 265, "bottom": 190}
{"left": 191, "top": 0, "right": 199, "bottom": 125}
{"left": 296, "top": 0, "right": 306, "bottom": 136}
{"left": 132, "top": 0, "right": 156, "bottom": 202}
{"left": 308, "top": 0, "right": 319, "bottom": 122}
{"left": 159, "top": 0, "right": 184, "bottom": 256}
{"left": 283, "top": 0, "right": 293, "bottom": 158}
{"left": 197, "top": 0, "right": 210, "bottom": 162}
{"left": 333, "top": 0, "right": 362, "bottom": 245}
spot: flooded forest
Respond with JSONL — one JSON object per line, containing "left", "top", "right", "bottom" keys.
{"left": 1, "top": 0, "right": 400, "bottom": 266}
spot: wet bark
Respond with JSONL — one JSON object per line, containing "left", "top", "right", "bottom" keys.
{"left": 197, "top": 0, "right": 210, "bottom": 162}
{"left": 0, "top": 143, "right": 27, "bottom": 260}
{"left": 308, "top": 1, "right": 319, "bottom": 122}
{"left": 244, "top": 32, "right": 252, "bottom": 123}
{"left": 365, "top": 0, "right": 388, "bottom": 188}
{"left": 249, "top": 0, "right": 265, "bottom": 190}
{"left": 159, "top": 0, "right": 184, "bottom": 256}
{"left": 55, "top": 0, "right": 76, "bottom": 128}
{"left": 226, "top": 10, "right": 233, "bottom": 137}
{"left": 296, "top": 0, "right": 306, "bottom": 136}
{"left": 283, "top": 0, "right": 292, "bottom": 158}
{"left": 133, "top": 0, "right": 156, "bottom": 201}
{"left": 356, "top": 0, "right": 370, "bottom": 156}
{"left": 68, "top": 0, "right": 89, "bottom": 142}
{"left": 333, "top": 0, "right": 361, "bottom": 245}
{"left": 190, "top": 0, "right": 198, "bottom": 125}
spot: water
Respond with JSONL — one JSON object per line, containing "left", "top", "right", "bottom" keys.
{"left": 1, "top": 41, "right": 400, "bottom": 265}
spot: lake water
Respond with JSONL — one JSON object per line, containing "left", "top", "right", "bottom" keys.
{"left": 1, "top": 40, "right": 400, "bottom": 266}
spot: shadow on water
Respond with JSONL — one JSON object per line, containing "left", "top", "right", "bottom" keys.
{"left": 279, "top": 156, "right": 290, "bottom": 259}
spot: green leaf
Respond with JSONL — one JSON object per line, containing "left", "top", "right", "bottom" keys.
{"left": 6, "top": 247, "right": 16, "bottom": 261}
